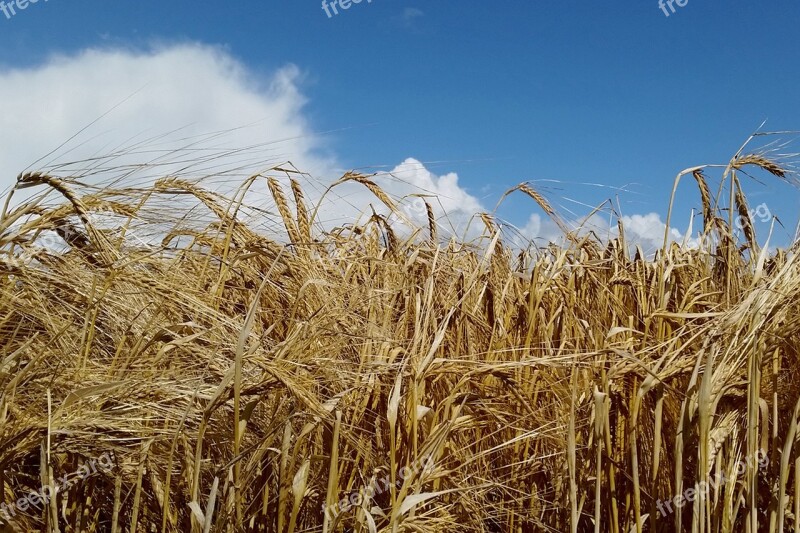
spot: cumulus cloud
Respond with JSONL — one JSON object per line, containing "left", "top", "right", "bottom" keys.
{"left": 0, "top": 43, "right": 334, "bottom": 190}
{"left": 517, "top": 209, "right": 697, "bottom": 255}
{"left": 518, "top": 213, "right": 562, "bottom": 243}
{"left": 620, "top": 212, "right": 690, "bottom": 251}
{"left": 378, "top": 158, "right": 482, "bottom": 233}
{"left": 0, "top": 42, "right": 693, "bottom": 252}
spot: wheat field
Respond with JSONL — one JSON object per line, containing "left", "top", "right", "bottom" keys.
{"left": 0, "top": 142, "right": 798, "bottom": 532}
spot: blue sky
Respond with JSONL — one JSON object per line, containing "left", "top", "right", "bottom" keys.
{"left": 1, "top": 0, "right": 798, "bottom": 247}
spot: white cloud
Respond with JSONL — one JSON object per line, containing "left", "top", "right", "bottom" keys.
{"left": 620, "top": 212, "right": 687, "bottom": 251}
{"left": 380, "top": 158, "right": 482, "bottom": 231}
{"left": 387, "top": 158, "right": 480, "bottom": 214}
{"left": 518, "top": 213, "right": 562, "bottom": 244}
{"left": 0, "top": 43, "right": 334, "bottom": 191}
{"left": 0, "top": 42, "right": 694, "bottom": 253}
{"left": 516, "top": 209, "right": 697, "bottom": 255}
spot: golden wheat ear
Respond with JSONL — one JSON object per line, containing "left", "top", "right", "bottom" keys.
{"left": 732, "top": 154, "right": 788, "bottom": 179}
{"left": 496, "top": 182, "right": 569, "bottom": 235}
{"left": 267, "top": 176, "right": 301, "bottom": 244}
{"left": 425, "top": 200, "right": 437, "bottom": 243}
{"left": 15, "top": 171, "right": 49, "bottom": 189}
{"left": 692, "top": 169, "right": 713, "bottom": 232}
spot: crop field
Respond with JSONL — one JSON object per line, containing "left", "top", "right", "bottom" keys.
{"left": 0, "top": 144, "right": 798, "bottom": 532}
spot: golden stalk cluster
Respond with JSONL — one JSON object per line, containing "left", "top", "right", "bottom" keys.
{"left": 0, "top": 145, "right": 798, "bottom": 532}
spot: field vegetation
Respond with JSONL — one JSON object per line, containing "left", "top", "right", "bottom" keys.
{"left": 0, "top": 138, "right": 799, "bottom": 532}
